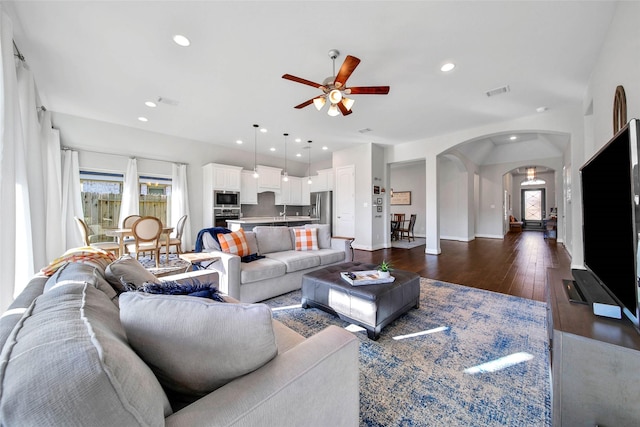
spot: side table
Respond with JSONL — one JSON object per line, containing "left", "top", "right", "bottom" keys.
{"left": 333, "top": 236, "right": 355, "bottom": 261}
{"left": 178, "top": 252, "right": 220, "bottom": 270}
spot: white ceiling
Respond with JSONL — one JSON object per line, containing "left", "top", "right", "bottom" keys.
{"left": 4, "top": 1, "right": 617, "bottom": 163}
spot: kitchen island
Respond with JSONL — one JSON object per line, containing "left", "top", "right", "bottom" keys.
{"left": 226, "top": 216, "right": 320, "bottom": 231}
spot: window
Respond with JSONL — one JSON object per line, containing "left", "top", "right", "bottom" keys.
{"left": 80, "top": 171, "right": 171, "bottom": 242}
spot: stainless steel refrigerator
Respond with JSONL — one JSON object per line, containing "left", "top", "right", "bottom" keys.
{"left": 310, "top": 191, "right": 333, "bottom": 227}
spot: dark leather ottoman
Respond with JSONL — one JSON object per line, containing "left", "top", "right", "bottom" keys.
{"left": 301, "top": 262, "right": 420, "bottom": 340}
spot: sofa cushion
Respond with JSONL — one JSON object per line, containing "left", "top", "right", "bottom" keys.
{"left": 119, "top": 292, "right": 278, "bottom": 409}
{"left": 265, "top": 250, "right": 321, "bottom": 273}
{"left": 0, "top": 279, "right": 171, "bottom": 426}
{"left": 254, "top": 226, "right": 293, "bottom": 254}
{"left": 105, "top": 255, "right": 159, "bottom": 292}
{"left": 218, "top": 228, "right": 250, "bottom": 257}
{"left": 240, "top": 257, "right": 287, "bottom": 284}
{"left": 315, "top": 248, "right": 347, "bottom": 266}
{"left": 45, "top": 262, "right": 119, "bottom": 304}
{"left": 305, "top": 223, "right": 332, "bottom": 249}
{"left": 0, "top": 275, "right": 47, "bottom": 350}
{"left": 294, "top": 228, "right": 319, "bottom": 251}
{"left": 244, "top": 230, "right": 260, "bottom": 255}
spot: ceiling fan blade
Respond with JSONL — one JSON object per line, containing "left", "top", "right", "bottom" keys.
{"left": 334, "top": 55, "right": 361, "bottom": 89}
{"left": 337, "top": 102, "right": 352, "bottom": 116}
{"left": 347, "top": 86, "right": 390, "bottom": 95}
{"left": 294, "top": 98, "right": 315, "bottom": 109}
{"left": 282, "top": 74, "right": 324, "bottom": 89}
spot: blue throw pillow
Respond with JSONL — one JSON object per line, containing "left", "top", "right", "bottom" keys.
{"left": 139, "top": 278, "right": 225, "bottom": 302}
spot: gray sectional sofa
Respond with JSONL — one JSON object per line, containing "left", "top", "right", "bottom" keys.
{"left": 203, "top": 224, "right": 352, "bottom": 303}
{"left": 0, "top": 253, "right": 359, "bottom": 426}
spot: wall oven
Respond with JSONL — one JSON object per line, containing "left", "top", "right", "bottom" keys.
{"left": 214, "top": 208, "right": 240, "bottom": 228}
{"left": 214, "top": 190, "right": 240, "bottom": 208}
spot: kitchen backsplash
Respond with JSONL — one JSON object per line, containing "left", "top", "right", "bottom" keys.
{"left": 241, "top": 191, "right": 307, "bottom": 217}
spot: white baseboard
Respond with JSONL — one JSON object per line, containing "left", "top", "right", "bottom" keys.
{"left": 475, "top": 233, "right": 504, "bottom": 239}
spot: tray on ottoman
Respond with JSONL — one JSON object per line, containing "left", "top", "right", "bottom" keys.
{"left": 301, "top": 262, "right": 420, "bottom": 340}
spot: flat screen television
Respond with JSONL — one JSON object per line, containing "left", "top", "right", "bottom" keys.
{"left": 580, "top": 118, "right": 640, "bottom": 328}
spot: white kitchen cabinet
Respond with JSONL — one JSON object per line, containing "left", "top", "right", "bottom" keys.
{"left": 203, "top": 163, "right": 242, "bottom": 228}
{"left": 309, "top": 168, "right": 333, "bottom": 192}
{"left": 240, "top": 170, "right": 258, "bottom": 204}
{"left": 301, "top": 178, "right": 310, "bottom": 205}
{"left": 276, "top": 176, "right": 298, "bottom": 205}
{"left": 204, "top": 163, "right": 242, "bottom": 191}
{"left": 256, "top": 165, "right": 282, "bottom": 192}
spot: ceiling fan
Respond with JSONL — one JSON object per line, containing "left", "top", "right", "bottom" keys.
{"left": 282, "top": 49, "right": 390, "bottom": 116}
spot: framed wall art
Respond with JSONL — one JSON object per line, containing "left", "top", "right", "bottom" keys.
{"left": 390, "top": 191, "right": 411, "bottom": 205}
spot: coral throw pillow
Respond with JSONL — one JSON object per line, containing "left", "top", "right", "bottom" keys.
{"left": 294, "top": 228, "right": 318, "bottom": 251}
{"left": 217, "top": 229, "right": 250, "bottom": 257}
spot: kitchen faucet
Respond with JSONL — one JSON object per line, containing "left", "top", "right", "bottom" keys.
{"left": 279, "top": 204, "right": 287, "bottom": 218}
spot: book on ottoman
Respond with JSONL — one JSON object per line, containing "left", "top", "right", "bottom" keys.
{"left": 340, "top": 271, "right": 396, "bottom": 286}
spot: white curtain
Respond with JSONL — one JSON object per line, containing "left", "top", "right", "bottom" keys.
{"left": 41, "top": 111, "right": 64, "bottom": 261}
{"left": 17, "top": 62, "right": 45, "bottom": 271}
{"left": 0, "top": 8, "right": 33, "bottom": 310}
{"left": 171, "top": 163, "right": 192, "bottom": 251}
{"left": 118, "top": 158, "right": 139, "bottom": 228}
{"left": 61, "top": 149, "right": 83, "bottom": 249}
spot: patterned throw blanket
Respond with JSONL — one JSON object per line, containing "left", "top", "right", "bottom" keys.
{"left": 41, "top": 246, "right": 117, "bottom": 277}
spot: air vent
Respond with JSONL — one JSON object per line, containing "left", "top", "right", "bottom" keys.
{"left": 358, "top": 128, "right": 373, "bottom": 134}
{"left": 157, "top": 96, "right": 179, "bottom": 106}
{"left": 485, "top": 85, "right": 510, "bottom": 97}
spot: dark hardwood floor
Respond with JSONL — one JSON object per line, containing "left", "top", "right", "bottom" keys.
{"left": 353, "top": 230, "right": 572, "bottom": 302}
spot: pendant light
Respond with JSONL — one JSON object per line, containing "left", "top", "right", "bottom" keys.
{"left": 253, "top": 124, "right": 259, "bottom": 178}
{"left": 307, "top": 140, "right": 313, "bottom": 184}
{"left": 282, "top": 133, "right": 289, "bottom": 182}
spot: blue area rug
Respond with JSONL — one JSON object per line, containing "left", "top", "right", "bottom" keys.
{"left": 264, "top": 278, "right": 551, "bottom": 426}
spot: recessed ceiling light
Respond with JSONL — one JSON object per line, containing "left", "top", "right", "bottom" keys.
{"left": 236, "top": 140, "right": 243, "bottom": 145}
{"left": 509, "top": 135, "right": 517, "bottom": 140}
{"left": 441, "top": 62, "right": 455, "bottom": 72}
{"left": 138, "top": 117, "right": 148, "bottom": 122}
{"left": 173, "top": 34, "right": 190, "bottom": 47}
{"left": 295, "top": 138, "right": 302, "bottom": 143}
{"left": 260, "top": 128, "right": 267, "bottom": 133}
{"left": 536, "top": 106, "right": 548, "bottom": 113}
{"left": 296, "top": 153, "right": 302, "bottom": 157}
{"left": 145, "top": 101, "right": 157, "bottom": 108}
{"left": 270, "top": 147, "right": 276, "bottom": 152}
{"left": 322, "top": 146, "right": 328, "bottom": 150}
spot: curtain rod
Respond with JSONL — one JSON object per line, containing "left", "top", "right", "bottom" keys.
{"left": 13, "top": 40, "right": 48, "bottom": 112}
{"left": 62, "top": 146, "right": 186, "bottom": 166}
{"left": 13, "top": 40, "right": 24, "bottom": 62}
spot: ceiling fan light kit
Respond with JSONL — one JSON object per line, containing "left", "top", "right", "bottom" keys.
{"left": 282, "top": 49, "right": 390, "bottom": 116}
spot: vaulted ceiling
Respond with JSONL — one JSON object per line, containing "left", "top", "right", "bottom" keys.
{"left": 4, "top": 1, "right": 616, "bottom": 163}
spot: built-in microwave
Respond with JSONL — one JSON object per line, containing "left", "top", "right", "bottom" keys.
{"left": 214, "top": 190, "right": 240, "bottom": 207}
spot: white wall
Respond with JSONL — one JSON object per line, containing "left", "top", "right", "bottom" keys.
{"left": 332, "top": 143, "right": 373, "bottom": 250}
{"left": 52, "top": 112, "right": 312, "bottom": 247}
{"left": 575, "top": 1, "right": 640, "bottom": 269}
{"left": 390, "top": 161, "right": 426, "bottom": 238}
{"left": 387, "top": 105, "right": 582, "bottom": 254}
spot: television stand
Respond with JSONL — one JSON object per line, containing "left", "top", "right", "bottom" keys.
{"left": 570, "top": 269, "right": 622, "bottom": 318}
{"left": 546, "top": 268, "right": 640, "bottom": 426}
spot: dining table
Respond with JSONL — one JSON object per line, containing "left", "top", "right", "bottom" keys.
{"left": 105, "top": 226, "right": 174, "bottom": 259}
{"left": 391, "top": 220, "right": 401, "bottom": 241}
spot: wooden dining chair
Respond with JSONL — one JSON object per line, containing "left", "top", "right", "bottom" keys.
{"left": 73, "top": 216, "right": 120, "bottom": 257}
{"left": 398, "top": 214, "right": 417, "bottom": 241}
{"left": 122, "top": 214, "right": 141, "bottom": 244}
{"left": 392, "top": 213, "right": 405, "bottom": 223}
{"left": 125, "top": 216, "right": 163, "bottom": 268}
{"left": 391, "top": 214, "right": 405, "bottom": 241}
{"left": 164, "top": 214, "right": 187, "bottom": 255}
